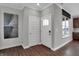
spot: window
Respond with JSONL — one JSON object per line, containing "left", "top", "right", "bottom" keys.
{"left": 4, "top": 13, "right": 18, "bottom": 39}
{"left": 62, "top": 16, "right": 69, "bottom": 38}
{"left": 43, "top": 19, "right": 49, "bottom": 26}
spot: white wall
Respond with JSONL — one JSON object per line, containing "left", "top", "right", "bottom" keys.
{"left": 41, "top": 4, "right": 73, "bottom": 51}
{"left": 52, "top": 4, "right": 62, "bottom": 49}
{"left": 0, "top": 4, "right": 73, "bottom": 51}
{"left": 0, "top": 5, "right": 41, "bottom": 49}
{"left": 22, "top": 7, "right": 41, "bottom": 48}
{"left": 22, "top": 7, "right": 29, "bottom": 48}
{"left": 0, "top": 6, "right": 23, "bottom": 49}
{"left": 52, "top": 4, "right": 73, "bottom": 51}
{"left": 18, "top": 4, "right": 73, "bottom": 51}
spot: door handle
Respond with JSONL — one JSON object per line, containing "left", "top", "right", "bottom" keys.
{"left": 49, "top": 30, "right": 51, "bottom": 35}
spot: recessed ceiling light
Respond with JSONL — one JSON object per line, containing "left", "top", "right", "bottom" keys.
{"left": 37, "top": 3, "right": 40, "bottom": 6}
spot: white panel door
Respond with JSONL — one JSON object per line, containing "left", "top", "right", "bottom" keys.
{"left": 41, "top": 14, "right": 52, "bottom": 48}
{"left": 29, "top": 15, "right": 40, "bottom": 46}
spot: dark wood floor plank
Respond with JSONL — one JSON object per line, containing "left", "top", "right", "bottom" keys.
{"left": 0, "top": 40, "right": 79, "bottom": 56}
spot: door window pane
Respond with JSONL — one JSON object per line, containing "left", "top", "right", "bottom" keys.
{"left": 43, "top": 19, "right": 49, "bottom": 26}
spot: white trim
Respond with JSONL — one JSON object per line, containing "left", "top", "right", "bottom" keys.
{"left": 51, "top": 39, "right": 72, "bottom": 51}
{"left": 0, "top": 44, "right": 21, "bottom": 50}
{"left": 40, "top": 4, "right": 53, "bottom": 10}
{"left": 38, "top": 42, "right": 42, "bottom": 45}
{"left": 23, "top": 43, "right": 42, "bottom": 49}
{"left": 23, "top": 45, "right": 30, "bottom": 49}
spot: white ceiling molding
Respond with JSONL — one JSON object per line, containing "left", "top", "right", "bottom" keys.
{"left": 40, "top": 3, "right": 52, "bottom": 10}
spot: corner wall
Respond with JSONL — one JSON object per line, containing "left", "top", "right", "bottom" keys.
{"left": 52, "top": 4, "right": 73, "bottom": 51}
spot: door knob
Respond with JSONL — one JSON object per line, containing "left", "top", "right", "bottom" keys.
{"left": 49, "top": 30, "right": 51, "bottom": 35}
{"left": 49, "top": 30, "right": 51, "bottom": 33}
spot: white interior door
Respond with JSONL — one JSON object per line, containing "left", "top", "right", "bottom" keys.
{"left": 41, "top": 14, "right": 52, "bottom": 48}
{"left": 29, "top": 15, "right": 40, "bottom": 46}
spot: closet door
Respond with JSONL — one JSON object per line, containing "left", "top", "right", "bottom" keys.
{"left": 28, "top": 15, "right": 40, "bottom": 46}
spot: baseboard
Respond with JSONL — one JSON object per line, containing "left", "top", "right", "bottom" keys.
{"left": 23, "top": 43, "right": 42, "bottom": 49}
{"left": 0, "top": 44, "right": 21, "bottom": 50}
{"left": 23, "top": 45, "right": 30, "bottom": 49}
{"left": 51, "top": 39, "right": 72, "bottom": 51}
{"left": 22, "top": 39, "right": 72, "bottom": 51}
{"left": 38, "top": 42, "right": 42, "bottom": 45}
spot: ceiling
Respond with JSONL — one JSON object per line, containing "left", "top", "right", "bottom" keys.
{"left": 0, "top": 3, "right": 52, "bottom": 10}
{"left": 0, "top": 3, "right": 79, "bottom": 17}
{"left": 63, "top": 3, "right": 79, "bottom": 17}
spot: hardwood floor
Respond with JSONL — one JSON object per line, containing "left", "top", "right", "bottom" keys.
{"left": 0, "top": 40, "right": 79, "bottom": 56}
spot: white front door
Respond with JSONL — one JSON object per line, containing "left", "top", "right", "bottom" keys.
{"left": 29, "top": 15, "right": 40, "bottom": 46}
{"left": 41, "top": 14, "right": 52, "bottom": 48}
